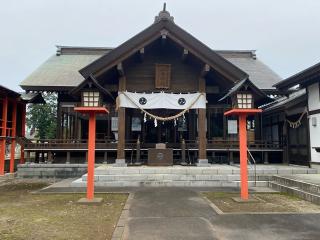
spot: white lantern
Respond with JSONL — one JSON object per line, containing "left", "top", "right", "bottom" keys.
{"left": 82, "top": 91, "right": 101, "bottom": 107}
{"left": 233, "top": 92, "right": 253, "bottom": 109}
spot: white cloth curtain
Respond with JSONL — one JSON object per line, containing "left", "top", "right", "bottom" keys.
{"left": 118, "top": 91, "right": 206, "bottom": 109}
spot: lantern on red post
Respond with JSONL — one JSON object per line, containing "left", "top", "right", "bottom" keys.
{"left": 75, "top": 89, "right": 108, "bottom": 203}
{"left": 224, "top": 90, "right": 261, "bottom": 200}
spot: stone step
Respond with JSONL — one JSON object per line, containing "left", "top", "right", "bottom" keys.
{"left": 269, "top": 181, "right": 320, "bottom": 205}
{"left": 81, "top": 174, "right": 270, "bottom": 182}
{"left": 272, "top": 176, "right": 320, "bottom": 195}
{"left": 94, "top": 166, "right": 317, "bottom": 175}
{"left": 71, "top": 179, "right": 268, "bottom": 188}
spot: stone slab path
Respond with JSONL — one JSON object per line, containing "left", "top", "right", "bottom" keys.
{"left": 123, "top": 188, "right": 218, "bottom": 240}
{"left": 122, "top": 188, "right": 320, "bottom": 240}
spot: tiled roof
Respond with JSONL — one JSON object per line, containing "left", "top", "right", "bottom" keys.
{"left": 20, "top": 46, "right": 281, "bottom": 91}
{"left": 262, "top": 89, "right": 306, "bottom": 112}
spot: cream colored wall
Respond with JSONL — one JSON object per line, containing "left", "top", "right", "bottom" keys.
{"left": 308, "top": 82, "right": 320, "bottom": 163}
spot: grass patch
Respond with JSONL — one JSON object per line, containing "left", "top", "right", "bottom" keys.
{"left": 203, "top": 192, "right": 320, "bottom": 213}
{"left": 0, "top": 180, "right": 128, "bottom": 240}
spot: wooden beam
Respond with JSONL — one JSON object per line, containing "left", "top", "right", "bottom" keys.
{"left": 160, "top": 30, "right": 168, "bottom": 45}
{"left": 117, "top": 62, "right": 124, "bottom": 77}
{"left": 182, "top": 49, "right": 188, "bottom": 62}
{"left": 201, "top": 64, "right": 210, "bottom": 77}
{"left": 139, "top": 48, "right": 145, "bottom": 62}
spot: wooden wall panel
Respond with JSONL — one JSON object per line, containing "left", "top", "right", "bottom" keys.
{"left": 124, "top": 40, "right": 201, "bottom": 92}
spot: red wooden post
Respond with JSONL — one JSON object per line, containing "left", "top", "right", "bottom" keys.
{"left": 20, "top": 103, "right": 26, "bottom": 164}
{"left": 224, "top": 108, "right": 262, "bottom": 200}
{"left": 74, "top": 106, "right": 108, "bottom": 201}
{"left": 10, "top": 100, "right": 17, "bottom": 173}
{"left": 87, "top": 112, "right": 96, "bottom": 200}
{"left": 0, "top": 97, "right": 8, "bottom": 175}
{"left": 239, "top": 114, "right": 248, "bottom": 200}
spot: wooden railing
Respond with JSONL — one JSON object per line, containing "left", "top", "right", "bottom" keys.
{"left": 24, "top": 138, "right": 283, "bottom": 151}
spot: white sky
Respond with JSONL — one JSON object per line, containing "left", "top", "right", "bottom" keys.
{"left": 1, "top": 0, "right": 320, "bottom": 91}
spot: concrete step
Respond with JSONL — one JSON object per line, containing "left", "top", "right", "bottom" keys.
{"left": 94, "top": 166, "right": 318, "bottom": 175}
{"left": 82, "top": 174, "right": 270, "bottom": 182}
{"left": 272, "top": 175, "right": 320, "bottom": 195}
{"left": 71, "top": 178, "right": 268, "bottom": 188}
{"left": 269, "top": 181, "right": 320, "bottom": 205}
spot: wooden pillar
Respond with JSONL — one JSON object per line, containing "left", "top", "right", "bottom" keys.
{"left": 66, "top": 151, "right": 71, "bottom": 164}
{"left": 229, "top": 151, "right": 234, "bottom": 165}
{"left": 197, "top": 77, "right": 208, "bottom": 166}
{"left": 20, "top": 103, "right": 26, "bottom": 164}
{"left": 26, "top": 151, "right": 31, "bottom": 163}
{"left": 47, "top": 151, "right": 53, "bottom": 163}
{"left": 103, "top": 151, "right": 108, "bottom": 164}
{"left": 0, "top": 96, "right": 8, "bottom": 175}
{"left": 282, "top": 119, "right": 289, "bottom": 164}
{"left": 181, "top": 138, "right": 186, "bottom": 164}
{"left": 10, "top": 100, "right": 17, "bottom": 173}
{"left": 116, "top": 76, "right": 126, "bottom": 166}
{"left": 264, "top": 151, "right": 269, "bottom": 164}
{"left": 136, "top": 138, "right": 141, "bottom": 164}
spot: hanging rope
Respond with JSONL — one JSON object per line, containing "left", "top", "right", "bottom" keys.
{"left": 286, "top": 108, "right": 308, "bottom": 129}
{"left": 117, "top": 92, "right": 205, "bottom": 122}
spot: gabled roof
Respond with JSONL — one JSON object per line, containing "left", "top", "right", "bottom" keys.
{"left": 219, "top": 78, "right": 269, "bottom": 103}
{"left": 0, "top": 85, "right": 21, "bottom": 98}
{"left": 0, "top": 85, "right": 44, "bottom": 103}
{"left": 70, "top": 75, "right": 114, "bottom": 101}
{"left": 274, "top": 61, "right": 320, "bottom": 90}
{"left": 20, "top": 9, "right": 282, "bottom": 92}
{"left": 263, "top": 89, "right": 306, "bottom": 112}
{"left": 218, "top": 51, "right": 281, "bottom": 90}
{"left": 79, "top": 9, "right": 248, "bottom": 82}
{"left": 20, "top": 47, "right": 280, "bottom": 91}
{"left": 20, "top": 47, "right": 113, "bottom": 91}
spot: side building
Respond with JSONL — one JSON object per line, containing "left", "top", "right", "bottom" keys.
{"left": 274, "top": 62, "right": 320, "bottom": 168}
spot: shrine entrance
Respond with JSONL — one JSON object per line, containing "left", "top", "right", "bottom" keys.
{"left": 142, "top": 110, "right": 190, "bottom": 144}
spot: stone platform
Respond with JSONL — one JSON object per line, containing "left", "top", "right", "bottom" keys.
{"left": 71, "top": 164, "right": 318, "bottom": 188}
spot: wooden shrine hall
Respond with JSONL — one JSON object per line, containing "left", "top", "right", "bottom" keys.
{"left": 19, "top": 7, "right": 287, "bottom": 166}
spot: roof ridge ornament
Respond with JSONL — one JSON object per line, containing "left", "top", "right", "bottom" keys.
{"left": 154, "top": 3, "right": 174, "bottom": 23}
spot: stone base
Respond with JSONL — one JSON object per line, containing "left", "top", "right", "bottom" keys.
{"left": 310, "top": 162, "right": 320, "bottom": 170}
{"left": 77, "top": 197, "right": 103, "bottom": 205}
{"left": 114, "top": 159, "right": 127, "bottom": 167}
{"left": 197, "top": 159, "right": 210, "bottom": 167}
{"left": 0, "top": 173, "right": 16, "bottom": 179}
{"left": 232, "top": 197, "right": 260, "bottom": 203}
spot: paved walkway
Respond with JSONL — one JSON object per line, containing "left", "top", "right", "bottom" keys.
{"left": 123, "top": 188, "right": 320, "bottom": 240}
{"left": 124, "top": 188, "right": 218, "bottom": 240}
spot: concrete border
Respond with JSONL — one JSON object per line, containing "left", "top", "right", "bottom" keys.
{"left": 111, "top": 193, "right": 134, "bottom": 240}
{"left": 201, "top": 193, "right": 320, "bottom": 215}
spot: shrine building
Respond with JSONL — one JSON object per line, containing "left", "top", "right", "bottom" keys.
{"left": 18, "top": 7, "right": 303, "bottom": 167}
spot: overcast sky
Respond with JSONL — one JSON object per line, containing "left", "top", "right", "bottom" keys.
{"left": 1, "top": 0, "right": 320, "bottom": 91}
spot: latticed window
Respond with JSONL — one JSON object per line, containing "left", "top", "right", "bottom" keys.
{"left": 155, "top": 64, "right": 171, "bottom": 89}
{"left": 236, "top": 93, "right": 253, "bottom": 109}
{"left": 82, "top": 91, "right": 100, "bottom": 107}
